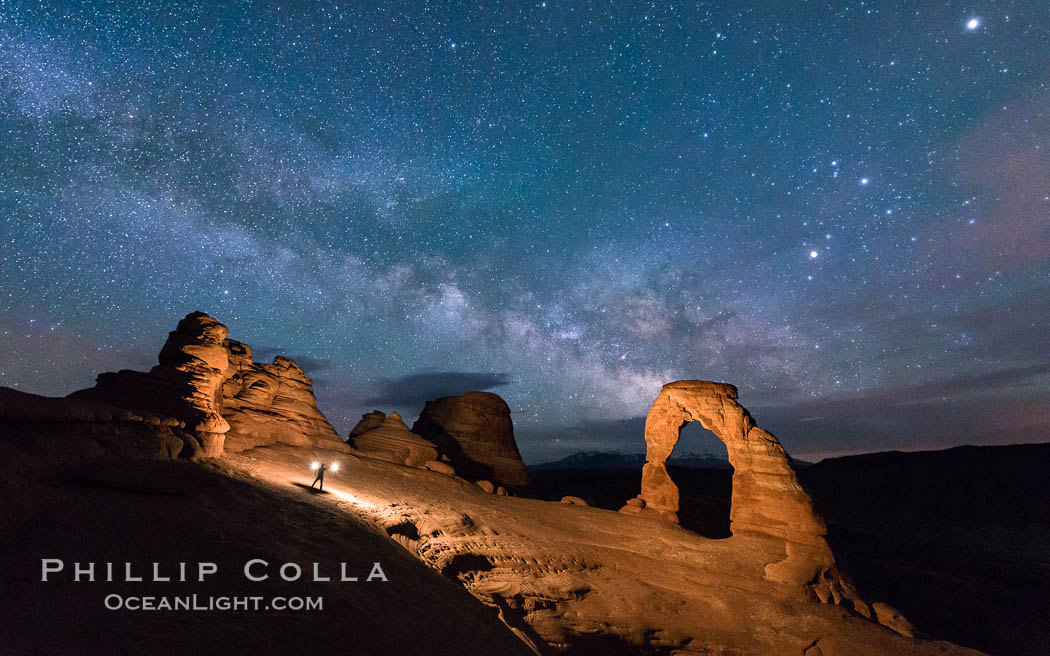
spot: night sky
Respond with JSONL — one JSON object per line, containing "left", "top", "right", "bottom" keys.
{"left": 2, "top": 2, "right": 1048, "bottom": 462}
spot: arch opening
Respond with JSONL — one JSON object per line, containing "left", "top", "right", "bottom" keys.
{"left": 670, "top": 421, "right": 733, "bottom": 538}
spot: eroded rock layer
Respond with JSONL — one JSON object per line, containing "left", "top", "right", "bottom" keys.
{"left": 411, "top": 391, "right": 531, "bottom": 489}
{"left": 349, "top": 411, "right": 438, "bottom": 467}
{"left": 69, "top": 311, "right": 230, "bottom": 457}
{"left": 67, "top": 311, "right": 344, "bottom": 457}
{"left": 220, "top": 340, "right": 344, "bottom": 452}
{"left": 347, "top": 410, "right": 385, "bottom": 440}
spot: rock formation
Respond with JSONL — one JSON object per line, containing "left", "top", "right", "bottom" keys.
{"left": 411, "top": 391, "right": 531, "bottom": 489}
{"left": 69, "top": 312, "right": 230, "bottom": 457}
{"left": 0, "top": 386, "right": 190, "bottom": 466}
{"left": 220, "top": 340, "right": 345, "bottom": 452}
{"left": 349, "top": 411, "right": 437, "bottom": 467}
{"left": 67, "top": 311, "right": 346, "bottom": 458}
{"left": 348, "top": 410, "right": 386, "bottom": 440}
{"left": 620, "top": 380, "right": 865, "bottom": 611}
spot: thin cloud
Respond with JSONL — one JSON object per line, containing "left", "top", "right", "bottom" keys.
{"left": 363, "top": 371, "right": 512, "bottom": 407}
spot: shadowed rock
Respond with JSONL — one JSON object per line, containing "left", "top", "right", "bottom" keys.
{"left": 348, "top": 410, "right": 386, "bottom": 440}
{"left": 411, "top": 391, "right": 531, "bottom": 489}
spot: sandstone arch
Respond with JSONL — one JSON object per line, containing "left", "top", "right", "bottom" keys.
{"left": 620, "top": 381, "right": 858, "bottom": 603}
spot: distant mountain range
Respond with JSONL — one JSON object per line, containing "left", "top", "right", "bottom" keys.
{"left": 530, "top": 450, "right": 733, "bottom": 471}
{"left": 530, "top": 450, "right": 813, "bottom": 471}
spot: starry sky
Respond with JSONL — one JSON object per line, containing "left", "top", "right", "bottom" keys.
{"left": 2, "top": 1, "right": 1049, "bottom": 463}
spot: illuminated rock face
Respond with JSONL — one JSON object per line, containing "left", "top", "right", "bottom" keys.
{"left": 69, "top": 312, "right": 346, "bottom": 458}
{"left": 220, "top": 340, "right": 345, "bottom": 452}
{"left": 69, "top": 311, "right": 230, "bottom": 457}
{"left": 412, "top": 391, "right": 531, "bottom": 489}
{"left": 349, "top": 411, "right": 438, "bottom": 467}
{"left": 621, "top": 380, "right": 861, "bottom": 605}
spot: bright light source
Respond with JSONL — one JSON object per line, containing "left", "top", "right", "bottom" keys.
{"left": 809, "top": 250, "right": 819, "bottom": 259}
{"left": 310, "top": 462, "right": 320, "bottom": 470}
{"left": 330, "top": 462, "right": 340, "bottom": 472}
{"left": 966, "top": 18, "right": 980, "bottom": 30}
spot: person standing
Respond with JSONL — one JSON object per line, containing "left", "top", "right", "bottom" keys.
{"left": 311, "top": 463, "right": 327, "bottom": 491}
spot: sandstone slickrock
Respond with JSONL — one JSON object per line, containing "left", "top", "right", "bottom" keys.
{"left": 620, "top": 380, "right": 865, "bottom": 611}
{"left": 0, "top": 387, "right": 190, "bottom": 532}
{"left": 69, "top": 312, "right": 230, "bottom": 457}
{"left": 231, "top": 443, "right": 984, "bottom": 656}
{"left": 220, "top": 340, "right": 346, "bottom": 453}
{"left": 411, "top": 391, "right": 531, "bottom": 489}
{"left": 349, "top": 411, "right": 438, "bottom": 467}
{"left": 0, "top": 442, "right": 537, "bottom": 656}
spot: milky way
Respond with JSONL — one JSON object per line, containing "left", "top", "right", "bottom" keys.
{"left": 2, "top": 2, "right": 1048, "bottom": 461}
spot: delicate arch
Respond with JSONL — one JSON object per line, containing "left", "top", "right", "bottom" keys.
{"left": 620, "top": 380, "right": 844, "bottom": 594}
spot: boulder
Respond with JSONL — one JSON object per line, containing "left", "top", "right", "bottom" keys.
{"left": 872, "top": 602, "right": 916, "bottom": 638}
{"left": 424, "top": 460, "right": 456, "bottom": 476}
{"left": 349, "top": 412, "right": 438, "bottom": 467}
{"left": 560, "top": 496, "right": 588, "bottom": 506}
{"left": 476, "top": 479, "right": 495, "bottom": 494}
{"left": 620, "top": 497, "right": 646, "bottom": 513}
{"left": 411, "top": 392, "right": 530, "bottom": 490}
{"left": 220, "top": 340, "right": 345, "bottom": 452}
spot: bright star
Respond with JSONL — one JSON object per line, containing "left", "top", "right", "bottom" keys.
{"left": 966, "top": 18, "right": 980, "bottom": 30}
{"left": 860, "top": 177, "right": 869, "bottom": 185}
{"left": 809, "top": 250, "right": 819, "bottom": 259}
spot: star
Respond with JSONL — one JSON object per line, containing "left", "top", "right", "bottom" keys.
{"left": 2, "top": 0, "right": 1046, "bottom": 465}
